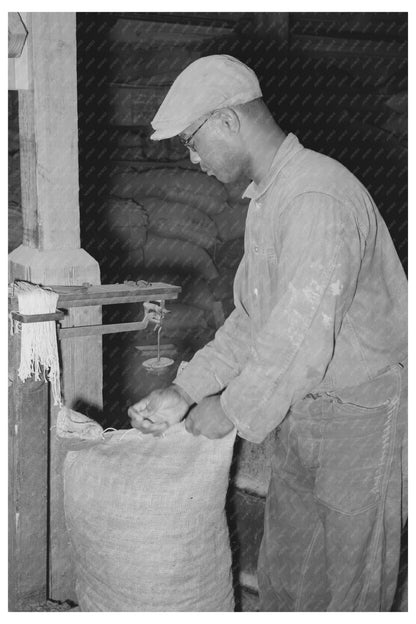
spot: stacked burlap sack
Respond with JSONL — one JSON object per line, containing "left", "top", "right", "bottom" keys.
{"left": 105, "top": 16, "right": 246, "bottom": 343}
{"left": 108, "top": 18, "right": 236, "bottom": 88}
{"left": 113, "top": 128, "right": 186, "bottom": 163}
{"left": 107, "top": 167, "right": 249, "bottom": 347}
{"left": 108, "top": 18, "right": 236, "bottom": 129}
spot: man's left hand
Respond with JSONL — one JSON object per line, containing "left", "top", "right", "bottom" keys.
{"left": 185, "top": 395, "right": 235, "bottom": 439}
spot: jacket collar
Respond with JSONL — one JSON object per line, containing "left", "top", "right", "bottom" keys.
{"left": 242, "top": 133, "right": 304, "bottom": 201}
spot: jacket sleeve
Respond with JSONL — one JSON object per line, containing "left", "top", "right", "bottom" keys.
{"left": 173, "top": 259, "right": 252, "bottom": 403}
{"left": 221, "top": 192, "right": 364, "bottom": 443}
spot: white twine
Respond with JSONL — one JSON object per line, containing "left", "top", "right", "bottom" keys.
{"left": 13, "top": 281, "right": 63, "bottom": 407}
{"left": 101, "top": 427, "right": 144, "bottom": 442}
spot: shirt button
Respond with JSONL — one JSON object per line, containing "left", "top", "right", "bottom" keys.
{"left": 254, "top": 246, "right": 259, "bottom": 253}
{"left": 254, "top": 288, "right": 259, "bottom": 296}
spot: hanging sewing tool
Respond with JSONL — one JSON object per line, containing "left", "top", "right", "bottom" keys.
{"left": 9, "top": 281, "right": 181, "bottom": 391}
{"left": 141, "top": 301, "right": 174, "bottom": 373}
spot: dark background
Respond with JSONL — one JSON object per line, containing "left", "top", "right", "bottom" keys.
{"left": 75, "top": 12, "right": 407, "bottom": 272}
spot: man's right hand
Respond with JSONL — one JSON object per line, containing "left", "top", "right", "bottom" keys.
{"left": 127, "top": 385, "right": 194, "bottom": 436}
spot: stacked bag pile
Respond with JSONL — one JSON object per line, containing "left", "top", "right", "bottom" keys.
{"left": 105, "top": 17, "right": 248, "bottom": 350}
{"left": 108, "top": 166, "right": 250, "bottom": 350}
{"left": 108, "top": 17, "right": 236, "bottom": 129}
{"left": 105, "top": 17, "right": 248, "bottom": 353}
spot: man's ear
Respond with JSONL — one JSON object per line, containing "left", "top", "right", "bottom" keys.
{"left": 214, "top": 108, "right": 240, "bottom": 134}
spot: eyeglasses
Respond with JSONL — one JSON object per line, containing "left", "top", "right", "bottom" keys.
{"left": 179, "top": 113, "right": 213, "bottom": 151}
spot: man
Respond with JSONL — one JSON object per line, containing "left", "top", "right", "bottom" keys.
{"left": 128, "top": 55, "right": 407, "bottom": 611}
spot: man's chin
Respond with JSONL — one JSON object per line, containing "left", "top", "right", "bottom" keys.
{"left": 207, "top": 171, "right": 222, "bottom": 182}
{"left": 201, "top": 168, "right": 238, "bottom": 184}
{"left": 210, "top": 171, "right": 233, "bottom": 184}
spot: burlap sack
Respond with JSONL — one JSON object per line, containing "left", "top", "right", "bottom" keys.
{"left": 212, "top": 202, "right": 249, "bottom": 242}
{"left": 143, "top": 233, "right": 218, "bottom": 281}
{"left": 106, "top": 196, "right": 148, "bottom": 249}
{"left": 181, "top": 276, "right": 217, "bottom": 311}
{"left": 110, "top": 168, "right": 226, "bottom": 207}
{"left": 161, "top": 302, "right": 209, "bottom": 334}
{"left": 141, "top": 197, "right": 218, "bottom": 249}
{"left": 210, "top": 269, "right": 236, "bottom": 302}
{"left": 214, "top": 238, "right": 245, "bottom": 271}
{"left": 64, "top": 423, "right": 236, "bottom": 612}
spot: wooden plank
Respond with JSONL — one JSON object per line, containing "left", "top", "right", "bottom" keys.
{"left": 291, "top": 34, "right": 407, "bottom": 58}
{"left": 10, "top": 293, "right": 179, "bottom": 309}
{"left": 9, "top": 12, "right": 104, "bottom": 604}
{"left": 66, "top": 282, "right": 180, "bottom": 294}
{"left": 50, "top": 305, "right": 103, "bottom": 603}
{"left": 11, "top": 311, "right": 65, "bottom": 323}
{"left": 58, "top": 294, "right": 180, "bottom": 308}
{"left": 9, "top": 283, "right": 181, "bottom": 309}
{"left": 110, "top": 14, "right": 235, "bottom": 41}
{"left": 8, "top": 318, "right": 49, "bottom": 611}
{"left": 290, "top": 13, "right": 407, "bottom": 41}
{"left": 18, "top": 13, "right": 81, "bottom": 250}
{"left": 58, "top": 320, "right": 152, "bottom": 338}
{"left": 113, "top": 12, "right": 239, "bottom": 28}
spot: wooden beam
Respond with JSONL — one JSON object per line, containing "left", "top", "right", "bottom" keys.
{"left": 9, "top": 283, "right": 181, "bottom": 309}
{"left": 16, "top": 13, "right": 81, "bottom": 250}
{"left": 8, "top": 12, "right": 103, "bottom": 605}
{"left": 59, "top": 320, "right": 154, "bottom": 338}
{"left": 11, "top": 311, "right": 65, "bottom": 324}
{"left": 8, "top": 318, "right": 48, "bottom": 611}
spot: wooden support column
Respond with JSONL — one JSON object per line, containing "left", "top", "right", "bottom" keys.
{"left": 8, "top": 12, "right": 102, "bottom": 605}
{"left": 8, "top": 324, "right": 49, "bottom": 611}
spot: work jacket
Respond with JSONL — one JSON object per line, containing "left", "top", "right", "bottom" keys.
{"left": 174, "top": 134, "right": 408, "bottom": 443}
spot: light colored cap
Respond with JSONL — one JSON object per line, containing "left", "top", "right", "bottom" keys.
{"left": 150, "top": 55, "right": 262, "bottom": 140}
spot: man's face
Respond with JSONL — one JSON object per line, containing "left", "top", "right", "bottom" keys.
{"left": 179, "top": 112, "right": 245, "bottom": 184}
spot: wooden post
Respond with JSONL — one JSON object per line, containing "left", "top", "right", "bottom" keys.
{"left": 8, "top": 12, "right": 102, "bottom": 604}
{"left": 8, "top": 322, "right": 49, "bottom": 611}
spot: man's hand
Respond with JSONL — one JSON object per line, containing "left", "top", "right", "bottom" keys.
{"left": 128, "top": 385, "right": 193, "bottom": 436}
{"left": 185, "top": 395, "right": 235, "bottom": 439}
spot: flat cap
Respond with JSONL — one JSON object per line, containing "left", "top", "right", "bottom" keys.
{"left": 150, "top": 54, "right": 262, "bottom": 140}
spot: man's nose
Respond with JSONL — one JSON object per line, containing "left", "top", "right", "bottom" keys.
{"left": 190, "top": 150, "right": 201, "bottom": 165}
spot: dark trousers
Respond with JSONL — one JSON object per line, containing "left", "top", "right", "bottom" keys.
{"left": 258, "top": 362, "right": 407, "bottom": 611}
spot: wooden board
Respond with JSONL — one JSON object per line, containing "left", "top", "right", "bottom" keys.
{"left": 8, "top": 12, "right": 104, "bottom": 605}
{"left": 9, "top": 282, "right": 181, "bottom": 310}
{"left": 291, "top": 13, "right": 407, "bottom": 41}
{"left": 8, "top": 316, "right": 49, "bottom": 611}
{"left": 17, "top": 12, "right": 81, "bottom": 250}
{"left": 291, "top": 34, "right": 407, "bottom": 59}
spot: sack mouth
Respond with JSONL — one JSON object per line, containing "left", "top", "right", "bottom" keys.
{"left": 101, "top": 421, "right": 237, "bottom": 444}
{"left": 101, "top": 421, "right": 188, "bottom": 444}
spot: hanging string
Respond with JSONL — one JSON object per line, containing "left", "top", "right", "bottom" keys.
{"left": 13, "top": 280, "right": 63, "bottom": 407}
{"left": 101, "top": 428, "right": 144, "bottom": 442}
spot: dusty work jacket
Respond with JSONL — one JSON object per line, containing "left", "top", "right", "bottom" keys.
{"left": 174, "top": 134, "right": 408, "bottom": 443}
